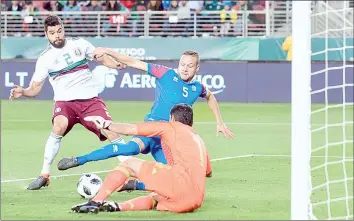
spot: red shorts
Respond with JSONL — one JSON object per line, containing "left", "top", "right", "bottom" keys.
{"left": 52, "top": 97, "right": 112, "bottom": 141}
{"left": 138, "top": 161, "right": 204, "bottom": 213}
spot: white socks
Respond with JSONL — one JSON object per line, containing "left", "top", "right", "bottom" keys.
{"left": 111, "top": 137, "right": 132, "bottom": 162}
{"left": 41, "top": 132, "right": 63, "bottom": 175}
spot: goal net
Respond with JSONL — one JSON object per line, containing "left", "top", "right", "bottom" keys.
{"left": 291, "top": 1, "right": 353, "bottom": 220}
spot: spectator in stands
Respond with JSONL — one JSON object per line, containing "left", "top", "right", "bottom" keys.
{"left": 135, "top": 0, "right": 148, "bottom": 7}
{"left": 147, "top": 0, "right": 163, "bottom": 11}
{"left": 177, "top": 0, "right": 193, "bottom": 36}
{"left": 120, "top": 0, "right": 135, "bottom": 10}
{"left": 147, "top": 0, "right": 164, "bottom": 34}
{"left": 205, "top": 0, "right": 222, "bottom": 11}
{"left": 7, "top": 0, "right": 24, "bottom": 36}
{"left": 163, "top": 0, "right": 178, "bottom": 36}
{"left": 161, "top": 0, "right": 170, "bottom": 10}
{"left": 63, "top": 0, "right": 82, "bottom": 34}
{"left": 43, "top": 0, "right": 64, "bottom": 11}
{"left": 22, "top": 0, "right": 40, "bottom": 37}
{"left": 102, "top": 0, "right": 128, "bottom": 36}
{"left": 187, "top": 1, "right": 204, "bottom": 36}
{"left": 232, "top": 0, "right": 247, "bottom": 11}
{"left": 282, "top": 35, "right": 292, "bottom": 61}
{"left": 187, "top": 0, "right": 204, "bottom": 15}
{"left": 204, "top": 1, "right": 223, "bottom": 37}
{"left": 87, "top": 0, "right": 102, "bottom": 11}
{"left": 126, "top": 2, "right": 143, "bottom": 37}
{"left": 219, "top": 1, "right": 237, "bottom": 36}
{"left": 7, "top": 0, "right": 23, "bottom": 12}
{"left": 1, "top": 3, "right": 7, "bottom": 11}
{"left": 232, "top": 0, "right": 247, "bottom": 36}
{"left": 83, "top": 0, "right": 102, "bottom": 37}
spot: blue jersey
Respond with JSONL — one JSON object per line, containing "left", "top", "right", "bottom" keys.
{"left": 144, "top": 63, "right": 207, "bottom": 122}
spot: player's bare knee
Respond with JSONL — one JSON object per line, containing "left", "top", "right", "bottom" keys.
{"left": 52, "top": 115, "right": 68, "bottom": 136}
{"left": 131, "top": 138, "right": 145, "bottom": 152}
{"left": 120, "top": 158, "right": 143, "bottom": 177}
{"left": 113, "top": 165, "right": 131, "bottom": 177}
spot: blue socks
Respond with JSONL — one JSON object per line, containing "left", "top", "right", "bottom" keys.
{"left": 136, "top": 181, "right": 146, "bottom": 190}
{"left": 77, "top": 141, "right": 141, "bottom": 165}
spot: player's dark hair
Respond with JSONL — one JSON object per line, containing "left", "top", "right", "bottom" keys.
{"left": 170, "top": 104, "right": 193, "bottom": 127}
{"left": 44, "top": 15, "right": 63, "bottom": 32}
{"left": 182, "top": 50, "right": 200, "bottom": 65}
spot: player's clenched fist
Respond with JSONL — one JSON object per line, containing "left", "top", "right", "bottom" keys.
{"left": 84, "top": 116, "right": 112, "bottom": 130}
{"left": 9, "top": 85, "right": 24, "bottom": 101}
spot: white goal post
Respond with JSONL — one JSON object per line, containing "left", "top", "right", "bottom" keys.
{"left": 291, "top": 1, "right": 312, "bottom": 220}
{"left": 291, "top": 1, "right": 354, "bottom": 220}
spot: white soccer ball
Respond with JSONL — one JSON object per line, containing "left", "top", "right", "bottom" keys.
{"left": 77, "top": 174, "right": 103, "bottom": 199}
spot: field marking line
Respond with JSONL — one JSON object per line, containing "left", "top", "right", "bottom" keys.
{"left": 1, "top": 154, "right": 353, "bottom": 184}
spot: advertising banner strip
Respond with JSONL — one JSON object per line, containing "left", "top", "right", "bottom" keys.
{"left": 1, "top": 60, "right": 352, "bottom": 103}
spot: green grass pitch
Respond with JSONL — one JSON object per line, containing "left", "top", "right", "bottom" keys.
{"left": 1, "top": 100, "right": 353, "bottom": 220}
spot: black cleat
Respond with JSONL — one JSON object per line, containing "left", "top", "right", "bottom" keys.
{"left": 117, "top": 179, "right": 138, "bottom": 192}
{"left": 71, "top": 201, "right": 102, "bottom": 214}
{"left": 27, "top": 175, "right": 50, "bottom": 190}
{"left": 57, "top": 157, "right": 79, "bottom": 171}
{"left": 101, "top": 201, "right": 121, "bottom": 212}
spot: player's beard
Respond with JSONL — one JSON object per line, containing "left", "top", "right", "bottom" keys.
{"left": 50, "top": 38, "right": 66, "bottom": 49}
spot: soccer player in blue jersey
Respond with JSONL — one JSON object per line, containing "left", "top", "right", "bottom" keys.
{"left": 58, "top": 48, "right": 234, "bottom": 190}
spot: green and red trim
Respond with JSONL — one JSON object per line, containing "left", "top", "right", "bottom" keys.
{"left": 49, "top": 59, "right": 89, "bottom": 80}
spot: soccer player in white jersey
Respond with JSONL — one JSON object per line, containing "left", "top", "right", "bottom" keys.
{"left": 9, "top": 15, "right": 130, "bottom": 190}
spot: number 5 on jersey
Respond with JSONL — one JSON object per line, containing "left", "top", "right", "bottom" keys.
{"left": 182, "top": 86, "right": 188, "bottom": 97}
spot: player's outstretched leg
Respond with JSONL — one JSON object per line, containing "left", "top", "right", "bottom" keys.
{"left": 28, "top": 115, "right": 68, "bottom": 190}
{"left": 57, "top": 138, "right": 145, "bottom": 171}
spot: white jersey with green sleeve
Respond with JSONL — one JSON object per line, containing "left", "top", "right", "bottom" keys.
{"left": 31, "top": 37, "right": 98, "bottom": 101}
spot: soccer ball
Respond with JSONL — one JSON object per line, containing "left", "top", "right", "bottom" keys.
{"left": 77, "top": 174, "right": 102, "bottom": 199}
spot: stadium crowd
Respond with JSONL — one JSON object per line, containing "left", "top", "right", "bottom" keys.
{"left": 1, "top": 0, "right": 267, "bottom": 37}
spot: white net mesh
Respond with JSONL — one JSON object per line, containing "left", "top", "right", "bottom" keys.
{"left": 310, "top": 1, "right": 354, "bottom": 220}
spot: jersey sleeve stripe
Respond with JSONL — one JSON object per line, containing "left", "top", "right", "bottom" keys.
{"left": 148, "top": 63, "right": 170, "bottom": 79}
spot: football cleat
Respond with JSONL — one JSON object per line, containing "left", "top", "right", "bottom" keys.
{"left": 27, "top": 175, "right": 50, "bottom": 190}
{"left": 57, "top": 157, "right": 79, "bottom": 171}
{"left": 71, "top": 200, "right": 102, "bottom": 214}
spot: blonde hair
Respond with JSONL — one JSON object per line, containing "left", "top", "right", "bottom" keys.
{"left": 182, "top": 50, "right": 200, "bottom": 65}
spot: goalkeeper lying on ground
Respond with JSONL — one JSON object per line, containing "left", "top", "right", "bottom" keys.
{"left": 72, "top": 104, "right": 212, "bottom": 214}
